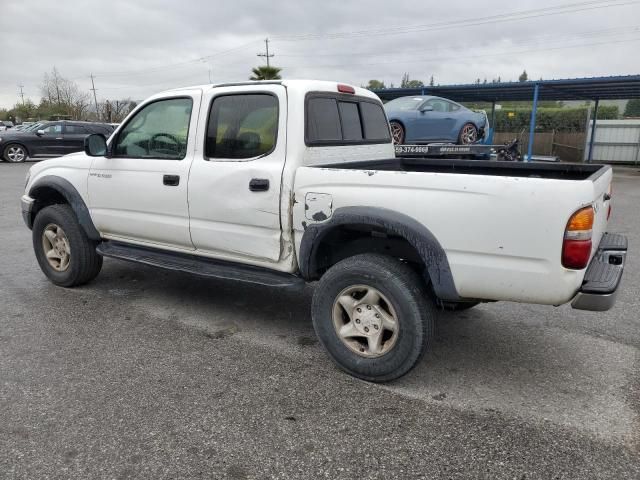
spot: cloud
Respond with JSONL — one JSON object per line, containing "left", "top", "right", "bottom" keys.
{"left": 1, "top": 0, "right": 639, "bottom": 108}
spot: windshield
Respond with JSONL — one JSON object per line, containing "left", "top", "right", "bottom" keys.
{"left": 384, "top": 97, "right": 426, "bottom": 111}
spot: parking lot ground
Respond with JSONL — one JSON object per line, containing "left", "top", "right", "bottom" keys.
{"left": 1, "top": 162, "right": 639, "bottom": 479}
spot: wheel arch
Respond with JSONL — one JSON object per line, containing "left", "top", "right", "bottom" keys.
{"left": 388, "top": 118, "right": 406, "bottom": 132}
{"left": 28, "top": 175, "right": 101, "bottom": 241}
{"left": 299, "top": 206, "right": 460, "bottom": 301}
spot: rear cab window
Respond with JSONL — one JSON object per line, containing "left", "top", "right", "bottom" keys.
{"left": 305, "top": 93, "right": 391, "bottom": 146}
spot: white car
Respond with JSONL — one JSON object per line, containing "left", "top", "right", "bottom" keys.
{"left": 20, "top": 80, "right": 627, "bottom": 382}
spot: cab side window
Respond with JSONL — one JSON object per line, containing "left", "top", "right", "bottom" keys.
{"left": 65, "top": 125, "right": 90, "bottom": 134}
{"left": 425, "top": 99, "right": 449, "bottom": 112}
{"left": 42, "top": 124, "right": 62, "bottom": 134}
{"left": 114, "top": 98, "right": 193, "bottom": 160}
{"left": 205, "top": 94, "right": 278, "bottom": 160}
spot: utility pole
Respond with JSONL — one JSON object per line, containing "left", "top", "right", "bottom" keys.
{"left": 18, "top": 84, "right": 25, "bottom": 105}
{"left": 90, "top": 74, "right": 100, "bottom": 120}
{"left": 257, "top": 38, "right": 274, "bottom": 67}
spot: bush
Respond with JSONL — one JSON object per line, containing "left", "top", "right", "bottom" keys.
{"left": 492, "top": 106, "right": 618, "bottom": 132}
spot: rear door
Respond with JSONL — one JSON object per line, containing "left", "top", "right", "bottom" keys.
{"left": 62, "top": 124, "right": 91, "bottom": 154}
{"left": 188, "top": 85, "right": 286, "bottom": 263}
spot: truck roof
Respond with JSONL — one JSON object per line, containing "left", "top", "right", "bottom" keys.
{"left": 160, "top": 79, "right": 380, "bottom": 102}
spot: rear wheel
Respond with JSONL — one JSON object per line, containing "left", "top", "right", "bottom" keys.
{"left": 3, "top": 143, "right": 27, "bottom": 162}
{"left": 390, "top": 121, "right": 405, "bottom": 144}
{"left": 312, "top": 254, "right": 436, "bottom": 382}
{"left": 32, "top": 204, "right": 102, "bottom": 287}
{"left": 458, "top": 123, "right": 478, "bottom": 144}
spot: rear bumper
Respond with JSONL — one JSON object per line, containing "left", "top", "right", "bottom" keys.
{"left": 571, "top": 233, "right": 627, "bottom": 311}
{"left": 21, "top": 194, "right": 34, "bottom": 229}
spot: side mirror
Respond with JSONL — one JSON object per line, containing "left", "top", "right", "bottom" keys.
{"left": 36, "top": 129, "right": 45, "bottom": 136}
{"left": 84, "top": 133, "right": 108, "bottom": 157}
{"left": 419, "top": 105, "right": 434, "bottom": 113}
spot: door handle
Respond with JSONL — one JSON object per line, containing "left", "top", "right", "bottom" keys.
{"left": 249, "top": 178, "right": 269, "bottom": 192}
{"left": 163, "top": 174, "right": 180, "bottom": 186}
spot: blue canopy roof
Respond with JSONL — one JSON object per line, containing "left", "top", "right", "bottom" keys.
{"left": 373, "top": 75, "right": 640, "bottom": 103}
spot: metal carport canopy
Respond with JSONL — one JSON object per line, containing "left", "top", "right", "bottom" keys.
{"left": 372, "top": 75, "right": 640, "bottom": 103}
{"left": 374, "top": 74, "right": 640, "bottom": 162}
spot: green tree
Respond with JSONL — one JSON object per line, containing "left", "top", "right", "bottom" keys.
{"left": 249, "top": 66, "right": 282, "bottom": 80}
{"left": 365, "top": 79, "right": 386, "bottom": 90}
{"left": 518, "top": 70, "right": 528, "bottom": 82}
{"left": 400, "top": 73, "right": 423, "bottom": 88}
{"left": 623, "top": 98, "right": 640, "bottom": 117}
{"left": 429, "top": 75, "right": 435, "bottom": 86}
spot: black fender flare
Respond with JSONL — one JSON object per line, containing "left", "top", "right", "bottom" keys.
{"left": 28, "top": 175, "right": 101, "bottom": 241}
{"left": 299, "top": 206, "right": 460, "bottom": 301}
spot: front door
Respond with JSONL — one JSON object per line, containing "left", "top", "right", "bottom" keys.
{"left": 31, "top": 123, "right": 66, "bottom": 156}
{"left": 188, "top": 85, "right": 286, "bottom": 264}
{"left": 415, "top": 98, "right": 455, "bottom": 142}
{"left": 88, "top": 91, "right": 202, "bottom": 249}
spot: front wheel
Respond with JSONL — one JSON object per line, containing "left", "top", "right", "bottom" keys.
{"left": 311, "top": 254, "right": 436, "bottom": 382}
{"left": 458, "top": 123, "right": 478, "bottom": 145}
{"left": 32, "top": 204, "right": 103, "bottom": 287}
{"left": 3, "top": 143, "right": 27, "bottom": 162}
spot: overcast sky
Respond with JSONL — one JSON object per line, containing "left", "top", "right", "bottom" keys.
{"left": 1, "top": 0, "right": 639, "bottom": 109}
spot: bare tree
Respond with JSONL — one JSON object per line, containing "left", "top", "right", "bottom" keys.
{"left": 40, "top": 67, "right": 91, "bottom": 119}
{"left": 99, "top": 98, "right": 136, "bottom": 123}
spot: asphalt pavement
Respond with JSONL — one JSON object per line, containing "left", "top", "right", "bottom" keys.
{"left": 1, "top": 161, "right": 638, "bottom": 479}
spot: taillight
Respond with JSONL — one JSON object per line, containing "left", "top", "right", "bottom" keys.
{"left": 337, "top": 84, "right": 355, "bottom": 94}
{"left": 562, "top": 206, "right": 594, "bottom": 269}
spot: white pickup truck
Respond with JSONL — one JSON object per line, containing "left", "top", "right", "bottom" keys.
{"left": 21, "top": 80, "right": 627, "bottom": 382}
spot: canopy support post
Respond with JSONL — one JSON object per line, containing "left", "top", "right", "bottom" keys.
{"left": 587, "top": 99, "right": 599, "bottom": 163}
{"left": 488, "top": 101, "right": 496, "bottom": 145}
{"left": 527, "top": 83, "right": 540, "bottom": 162}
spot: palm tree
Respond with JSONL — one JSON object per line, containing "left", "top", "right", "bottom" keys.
{"left": 250, "top": 66, "right": 282, "bottom": 81}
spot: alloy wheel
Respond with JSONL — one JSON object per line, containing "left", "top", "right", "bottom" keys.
{"left": 460, "top": 124, "right": 478, "bottom": 144}
{"left": 332, "top": 284, "right": 399, "bottom": 358}
{"left": 42, "top": 224, "right": 71, "bottom": 272}
{"left": 6, "top": 145, "right": 26, "bottom": 162}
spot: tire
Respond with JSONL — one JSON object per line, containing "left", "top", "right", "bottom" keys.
{"left": 438, "top": 301, "right": 480, "bottom": 312}
{"left": 311, "top": 254, "right": 436, "bottom": 382}
{"left": 389, "top": 121, "right": 405, "bottom": 145}
{"left": 458, "top": 123, "right": 478, "bottom": 145}
{"left": 32, "top": 204, "right": 102, "bottom": 287}
{"left": 3, "top": 143, "right": 28, "bottom": 162}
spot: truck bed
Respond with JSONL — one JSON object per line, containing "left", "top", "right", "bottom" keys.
{"left": 313, "top": 158, "right": 608, "bottom": 181}
{"left": 294, "top": 157, "right": 613, "bottom": 305}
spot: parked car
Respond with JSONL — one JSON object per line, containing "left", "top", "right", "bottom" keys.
{"left": 0, "top": 120, "right": 15, "bottom": 131}
{"left": 384, "top": 95, "right": 487, "bottom": 145}
{"left": 0, "top": 120, "right": 114, "bottom": 162}
{"left": 21, "top": 80, "right": 626, "bottom": 382}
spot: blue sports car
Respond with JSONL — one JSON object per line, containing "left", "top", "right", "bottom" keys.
{"left": 384, "top": 95, "right": 487, "bottom": 145}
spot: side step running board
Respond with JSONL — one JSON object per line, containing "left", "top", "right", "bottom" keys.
{"left": 97, "top": 241, "right": 305, "bottom": 288}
